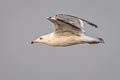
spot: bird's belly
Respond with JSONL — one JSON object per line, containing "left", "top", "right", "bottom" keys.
{"left": 49, "top": 36, "right": 84, "bottom": 47}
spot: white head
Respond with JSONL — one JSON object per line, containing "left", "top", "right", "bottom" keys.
{"left": 31, "top": 35, "right": 49, "bottom": 45}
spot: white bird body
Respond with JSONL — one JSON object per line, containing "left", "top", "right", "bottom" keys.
{"left": 42, "top": 32, "right": 84, "bottom": 47}
{"left": 31, "top": 14, "right": 104, "bottom": 47}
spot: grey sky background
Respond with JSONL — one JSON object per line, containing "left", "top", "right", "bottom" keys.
{"left": 0, "top": 0, "right": 120, "bottom": 80}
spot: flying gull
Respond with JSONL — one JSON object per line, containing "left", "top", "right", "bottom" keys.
{"left": 31, "top": 14, "right": 104, "bottom": 47}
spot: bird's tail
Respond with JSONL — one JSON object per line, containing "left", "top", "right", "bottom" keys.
{"left": 82, "top": 36, "right": 104, "bottom": 44}
{"left": 88, "top": 37, "right": 104, "bottom": 44}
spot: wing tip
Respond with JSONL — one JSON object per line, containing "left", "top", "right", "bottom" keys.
{"left": 79, "top": 18, "right": 98, "bottom": 28}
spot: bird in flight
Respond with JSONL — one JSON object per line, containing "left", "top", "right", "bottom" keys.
{"left": 31, "top": 14, "right": 104, "bottom": 47}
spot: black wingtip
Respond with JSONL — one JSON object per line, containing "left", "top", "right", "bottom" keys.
{"left": 88, "top": 22, "right": 98, "bottom": 28}
{"left": 80, "top": 18, "right": 98, "bottom": 28}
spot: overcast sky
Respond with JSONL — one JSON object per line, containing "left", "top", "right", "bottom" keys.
{"left": 0, "top": 0, "right": 120, "bottom": 80}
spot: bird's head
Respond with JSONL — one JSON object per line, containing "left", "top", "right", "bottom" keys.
{"left": 31, "top": 35, "right": 49, "bottom": 44}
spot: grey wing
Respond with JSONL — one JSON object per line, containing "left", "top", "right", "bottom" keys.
{"left": 56, "top": 19, "right": 81, "bottom": 35}
{"left": 56, "top": 14, "right": 85, "bottom": 32}
{"left": 58, "top": 14, "right": 98, "bottom": 28}
{"left": 48, "top": 14, "right": 98, "bottom": 35}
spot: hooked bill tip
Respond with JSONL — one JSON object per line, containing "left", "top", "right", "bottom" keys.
{"left": 31, "top": 41, "right": 34, "bottom": 44}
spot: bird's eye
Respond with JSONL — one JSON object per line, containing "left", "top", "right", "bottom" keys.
{"left": 40, "top": 37, "right": 43, "bottom": 40}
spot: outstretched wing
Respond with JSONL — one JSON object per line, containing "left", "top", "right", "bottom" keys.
{"left": 56, "top": 14, "right": 85, "bottom": 32}
{"left": 47, "top": 14, "right": 85, "bottom": 35}
{"left": 61, "top": 14, "right": 98, "bottom": 28}
{"left": 55, "top": 18, "right": 82, "bottom": 35}
{"left": 47, "top": 14, "right": 98, "bottom": 36}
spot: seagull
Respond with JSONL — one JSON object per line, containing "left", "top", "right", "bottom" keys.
{"left": 31, "top": 14, "right": 104, "bottom": 47}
